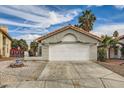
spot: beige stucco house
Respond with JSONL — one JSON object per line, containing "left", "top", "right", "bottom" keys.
{"left": 0, "top": 26, "right": 12, "bottom": 57}
{"left": 35, "top": 25, "right": 101, "bottom": 62}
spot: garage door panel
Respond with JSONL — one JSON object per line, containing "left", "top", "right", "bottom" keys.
{"left": 49, "top": 43, "right": 90, "bottom": 61}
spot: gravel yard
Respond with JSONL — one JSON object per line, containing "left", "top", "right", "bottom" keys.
{"left": 0, "top": 60, "right": 47, "bottom": 85}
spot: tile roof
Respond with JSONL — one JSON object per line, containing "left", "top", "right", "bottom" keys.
{"left": 35, "top": 25, "right": 101, "bottom": 42}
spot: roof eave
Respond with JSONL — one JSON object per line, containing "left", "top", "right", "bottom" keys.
{"left": 35, "top": 25, "right": 101, "bottom": 42}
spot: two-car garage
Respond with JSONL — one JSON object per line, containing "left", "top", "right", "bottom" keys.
{"left": 49, "top": 43, "right": 90, "bottom": 61}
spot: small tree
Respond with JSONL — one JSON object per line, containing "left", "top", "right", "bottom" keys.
{"left": 29, "top": 41, "right": 38, "bottom": 56}
{"left": 97, "top": 48, "right": 107, "bottom": 62}
{"left": 11, "top": 39, "right": 28, "bottom": 51}
{"left": 18, "top": 39, "right": 28, "bottom": 51}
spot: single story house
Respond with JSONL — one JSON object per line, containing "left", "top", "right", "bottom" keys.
{"left": 35, "top": 25, "right": 101, "bottom": 61}
{"left": 0, "top": 26, "right": 12, "bottom": 57}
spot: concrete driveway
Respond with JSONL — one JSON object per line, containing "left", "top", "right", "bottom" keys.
{"left": 2, "top": 61, "right": 124, "bottom": 88}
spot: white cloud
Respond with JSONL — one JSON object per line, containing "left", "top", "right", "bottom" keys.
{"left": 114, "top": 5, "right": 124, "bottom": 9}
{"left": 6, "top": 5, "right": 49, "bottom": 17}
{"left": 10, "top": 27, "right": 49, "bottom": 44}
{"left": 0, "top": 18, "right": 40, "bottom": 28}
{"left": 88, "top": 5, "right": 124, "bottom": 10}
{"left": 14, "top": 34, "right": 41, "bottom": 44}
{"left": 0, "top": 5, "right": 81, "bottom": 42}
{"left": 92, "top": 23, "right": 124, "bottom": 36}
{"left": 0, "top": 6, "right": 47, "bottom": 23}
{"left": 10, "top": 28, "right": 49, "bottom": 35}
{"left": 48, "top": 10, "right": 80, "bottom": 25}
{"left": 0, "top": 6, "right": 81, "bottom": 29}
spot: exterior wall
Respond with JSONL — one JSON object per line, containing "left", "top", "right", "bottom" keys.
{"left": 109, "top": 47, "right": 121, "bottom": 59}
{"left": 41, "top": 44, "right": 49, "bottom": 60}
{"left": 62, "top": 34, "right": 77, "bottom": 42}
{"left": 6, "top": 38, "right": 11, "bottom": 57}
{"left": 119, "top": 39, "right": 124, "bottom": 58}
{"left": 39, "top": 29, "right": 99, "bottom": 61}
{"left": 118, "top": 47, "right": 121, "bottom": 58}
{"left": 42, "top": 29, "right": 98, "bottom": 44}
{"left": 0, "top": 32, "right": 11, "bottom": 57}
{"left": 89, "top": 44, "right": 97, "bottom": 61}
{"left": 109, "top": 39, "right": 124, "bottom": 59}
{"left": 8, "top": 38, "right": 11, "bottom": 57}
{"left": 110, "top": 48, "right": 116, "bottom": 58}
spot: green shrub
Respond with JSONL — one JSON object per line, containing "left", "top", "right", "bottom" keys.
{"left": 97, "top": 48, "right": 107, "bottom": 62}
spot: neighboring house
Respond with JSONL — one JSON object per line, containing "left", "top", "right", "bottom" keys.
{"left": 109, "top": 35, "right": 124, "bottom": 59}
{"left": 0, "top": 26, "right": 12, "bottom": 57}
{"left": 35, "top": 25, "right": 101, "bottom": 61}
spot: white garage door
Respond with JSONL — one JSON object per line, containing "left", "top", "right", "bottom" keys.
{"left": 49, "top": 43, "right": 90, "bottom": 61}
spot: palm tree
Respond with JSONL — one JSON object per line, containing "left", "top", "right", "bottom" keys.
{"left": 113, "top": 31, "right": 119, "bottom": 38}
{"left": 78, "top": 10, "right": 96, "bottom": 32}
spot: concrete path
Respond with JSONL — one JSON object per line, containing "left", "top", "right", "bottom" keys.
{"left": 2, "top": 61, "right": 124, "bottom": 88}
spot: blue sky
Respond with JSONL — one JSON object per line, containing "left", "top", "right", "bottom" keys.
{"left": 0, "top": 5, "right": 124, "bottom": 43}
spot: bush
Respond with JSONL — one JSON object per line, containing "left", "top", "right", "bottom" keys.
{"left": 97, "top": 48, "right": 107, "bottom": 62}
